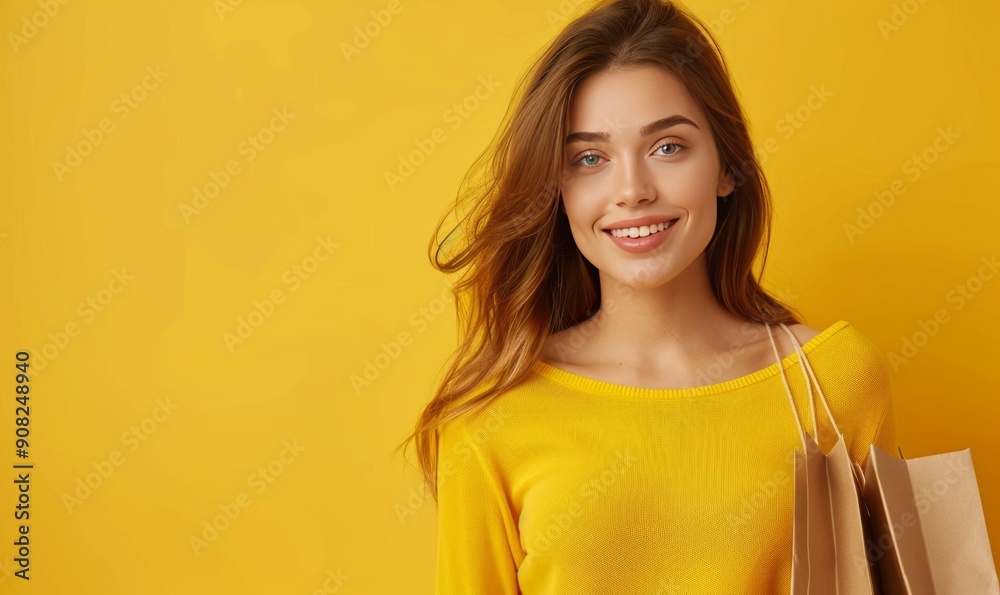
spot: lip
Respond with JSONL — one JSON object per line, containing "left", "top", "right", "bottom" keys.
{"left": 603, "top": 218, "right": 678, "bottom": 253}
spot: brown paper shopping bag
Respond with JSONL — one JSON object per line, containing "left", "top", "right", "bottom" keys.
{"left": 768, "top": 321, "right": 1000, "bottom": 594}
{"left": 765, "top": 322, "right": 881, "bottom": 594}
{"left": 860, "top": 440, "right": 1000, "bottom": 594}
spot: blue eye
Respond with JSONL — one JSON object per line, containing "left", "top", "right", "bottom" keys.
{"left": 571, "top": 142, "right": 685, "bottom": 169}
{"left": 656, "top": 142, "right": 683, "bottom": 156}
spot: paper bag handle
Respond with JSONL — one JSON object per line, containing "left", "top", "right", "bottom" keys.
{"left": 765, "top": 322, "right": 844, "bottom": 454}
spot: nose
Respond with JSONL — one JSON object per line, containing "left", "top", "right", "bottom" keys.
{"left": 616, "top": 156, "right": 656, "bottom": 206}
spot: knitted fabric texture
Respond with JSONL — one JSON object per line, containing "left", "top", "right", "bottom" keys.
{"left": 434, "top": 320, "right": 899, "bottom": 594}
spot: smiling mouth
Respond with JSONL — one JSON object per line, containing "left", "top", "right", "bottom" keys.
{"left": 604, "top": 218, "right": 679, "bottom": 238}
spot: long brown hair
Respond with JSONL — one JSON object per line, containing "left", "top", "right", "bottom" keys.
{"left": 393, "top": 0, "right": 804, "bottom": 503}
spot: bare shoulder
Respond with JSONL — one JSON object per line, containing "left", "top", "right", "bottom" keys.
{"left": 761, "top": 322, "right": 822, "bottom": 344}
{"left": 747, "top": 322, "right": 824, "bottom": 367}
{"left": 759, "top": 322, "right": 824, "bottom": 360}
{"left": 787, "top": 323, "right": 823, "bottom": 346}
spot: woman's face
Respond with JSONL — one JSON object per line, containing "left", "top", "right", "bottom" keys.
{"left": 559, "top": 64, "right": 734, "bottom": 289}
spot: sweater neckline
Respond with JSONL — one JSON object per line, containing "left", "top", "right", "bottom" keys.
{"left": 531, "top": 320, "right": 850, "bottom": 399}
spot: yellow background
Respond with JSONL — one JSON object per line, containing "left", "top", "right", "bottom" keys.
{"left": 1, "top": 0, "right": 998, "bottom": 592}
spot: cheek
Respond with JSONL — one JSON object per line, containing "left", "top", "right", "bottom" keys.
{"left": 653, "top": 161, "right": 718, "bottom": 202}
{"left": 561, "top": 190, "right": 603, "bottom": 230}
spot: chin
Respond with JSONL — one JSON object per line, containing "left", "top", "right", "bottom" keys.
{"left": 606, "top": 263, "right": 678, "bottom": 290}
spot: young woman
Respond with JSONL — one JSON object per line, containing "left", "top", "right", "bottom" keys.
{"left": 397, "top": 0, "right": 899, "bottom": 592}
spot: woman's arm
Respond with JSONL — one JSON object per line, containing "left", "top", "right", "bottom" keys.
{"left": 870, "top": 378, "right": 900, "bottom": 460}
{"left": 853, "top": 335, "right": 901, "bottom": 466}
{"left": 435, "top": 418, "right": 521, "bottom": 594}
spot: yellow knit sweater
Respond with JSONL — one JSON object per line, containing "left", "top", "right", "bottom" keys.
{"left": 434, "top": 320, "right": 899, "bottom": 594}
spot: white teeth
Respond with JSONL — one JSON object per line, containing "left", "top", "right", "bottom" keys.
{"left": 610, "top": 220, "right": 675, "bottom": 238}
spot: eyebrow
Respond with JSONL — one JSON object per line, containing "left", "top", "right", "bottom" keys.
{"left": 564, "top": 115, "right": 700, "bottom": 145}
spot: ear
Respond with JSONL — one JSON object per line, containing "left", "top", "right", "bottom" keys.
{"left": 717, "top": 168, "right": 735, "bottom": 198}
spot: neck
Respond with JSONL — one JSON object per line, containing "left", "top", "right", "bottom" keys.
{"left": 569, "top": 252, "right": 760, "bottom": 366}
